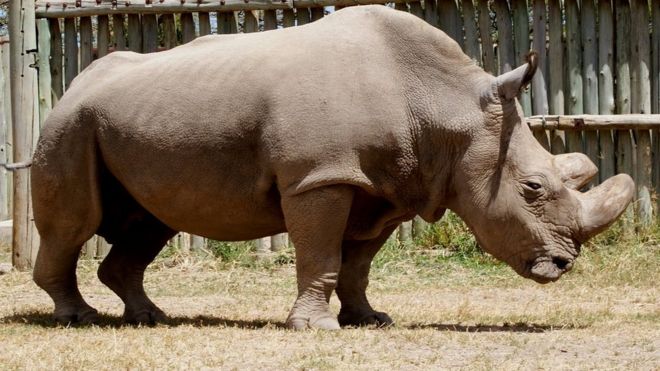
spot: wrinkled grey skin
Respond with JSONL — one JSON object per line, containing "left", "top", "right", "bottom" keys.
{"left": 30, "top": 6, "right": 634, "bottom": 329}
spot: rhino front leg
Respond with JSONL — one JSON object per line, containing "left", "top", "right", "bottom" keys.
{"left": 97, "top": 213, "right": 176, "bottom": 325}
{"left": 336, "top": 226, "right": 396, "bottom": 327}
{"left": 282, "top": 185, "right": 353, "bottom": 330}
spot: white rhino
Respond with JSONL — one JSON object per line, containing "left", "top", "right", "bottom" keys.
{"left": 31, "top": 5, "right": 634, "bottom": 329}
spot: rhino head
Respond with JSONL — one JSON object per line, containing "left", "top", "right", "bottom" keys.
{"left": 446, "top": 53, "right": 634, "bottom": 283}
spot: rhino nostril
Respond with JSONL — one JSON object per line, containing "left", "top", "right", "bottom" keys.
{"left": 552, "top": 257, "right": 569, "bottom": 270}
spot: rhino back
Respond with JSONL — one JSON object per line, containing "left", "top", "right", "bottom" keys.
{"left": 37, "top": 6, "right": 486, "bottom": 239}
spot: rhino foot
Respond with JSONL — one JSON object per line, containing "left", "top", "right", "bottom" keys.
{"left": 338, "top": 309, "right": 394, "bottom": 328}
{"left": 54, "top": 306, "right": 99, "bottom": 326}
{"left": 123, "top": 305, "right": 167, "bottom": 326}
{"left": 286, "top": 311, "right": 341, "bottom": 330}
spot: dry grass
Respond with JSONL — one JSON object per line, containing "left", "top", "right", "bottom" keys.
{"left": 0, "top": 224, "right": 658, "bottom": 370}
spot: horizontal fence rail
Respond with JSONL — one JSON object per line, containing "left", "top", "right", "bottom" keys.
{"left": 3, "top": 0, "right": 659, "bottom": 265}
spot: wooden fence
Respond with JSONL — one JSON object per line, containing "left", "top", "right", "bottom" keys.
{"left": 3, "top": 0, "right": 660, "bottom": 266}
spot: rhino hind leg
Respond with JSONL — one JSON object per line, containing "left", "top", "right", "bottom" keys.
{"left": 282, "top": 185, "right": 354, "bottom": 330}
{"left": 336, "top": 226, "right": 396, "bottom": 328}
{"left": 97, "top": 208, "right": 176, "bottom": 325}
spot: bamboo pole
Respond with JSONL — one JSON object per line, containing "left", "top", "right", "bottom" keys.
{"left": 548, "top": 0, "right": 565, "bottom": 155}
{"left": 511, "top": 0, "right": 531, "bottom": 116}
{"left": 97, "top": 15, "right": 110, "bottom": 58}
{"left": 199, "top": 12, "right": 212, "bottom": 36}
{"left": 565, "top": 0, "right": 583, "bottom": 153}
{"left": 460, "top": 0, "right": 480, "bottom": 64}
{"left": 598, "top": 0, "right": 615, "bottom": 183}
{"left": 63, "top": 17, "right": 78, "bottom": 90}
{"left": 631, "top": 0, "right": 652, "bottom": 224}
{"left": 181, "top": 13, "right": 196, "bottom": 43}
{"left": 477, "top": 0, "right": 496, "bottom": 73}
{"left": 161, "top": 14, "right": 177, "bottom": 48}
{"left": 142, "top": 14, "right": 159, "bottom": 53}
{"left": 79, "top": 17, "right": 93, "bottom": 70}
{"left": 9, "top": 0, "right": 39, "bottom": 269}
{"left": 48, "top": 19, "right": 63, "bottom": 102}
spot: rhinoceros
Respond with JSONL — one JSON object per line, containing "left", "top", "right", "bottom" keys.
{"left": 31, "top": 5, "right": 634, "bottom": 329}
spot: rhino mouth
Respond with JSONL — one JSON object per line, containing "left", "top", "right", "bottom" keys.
{"left": 528, "top": 255, "right": 575, "bottom": 284}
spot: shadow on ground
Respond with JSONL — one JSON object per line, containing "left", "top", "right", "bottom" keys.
{"left": 0, "top": 311, "right": 286, "bottom": 329}
{"left": 407, "top": 322, "right": 586, "bottom": 333}
{"left": 2, "top": 311, "right": 584, "bottom": 332}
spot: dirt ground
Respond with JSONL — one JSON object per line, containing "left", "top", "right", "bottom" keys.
{"left": 0, "top": 247, "right": 658, "bottom": 370}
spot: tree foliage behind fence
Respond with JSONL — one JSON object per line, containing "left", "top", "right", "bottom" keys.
{"left": 1, "top": 0, "right": 659, "bottom": 262}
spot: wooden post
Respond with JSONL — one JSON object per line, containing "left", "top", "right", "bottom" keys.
{"left": 297, "top": 8, "right": 311, "bottom": 25}
{"left": 581, "top": 0, "right": 599, "bottom": 187}
{"left": 142, "top": 14, "right": 159, "bottom": 53}
{"left": 409, "top": 1, "right": 424, "bottom": 19}
{"left": 565, "top": 0, "right": 583, "bottom": 153}
{"left": 477, "top": 0, "right": 496, "bottom": 73}
{"left": 63, "top": 18, "right": 78, "bottom": 90}
{"left": 36, "top": 20, "right": 52, "bottom": 128}
{"left": 128, "top": 14, "right": 143, "bottom": 52}
{"left": 97, "top": 15, "right": 110, "bottom": 59}
{"left": 264, "top": 10, "right": 277, "bottom": 29}
{"left": 9, "top": 0, "right": 39, "bottom": 269}
{"left": 181, "top": 13, "right": 196, "bottom": 43}
{"left": 79, "top": 17, "right": 93, "bottom": 70}
{"left": 631, "top": 0, "right": 652, "bottom": 224}
{"left": 424, "top": 0, "right": 439, "bottom": 28}
{"left": 461, "top": 0, "right": 480, "bottom": 64}
{"left": 48, "top": 19, "right": 63, "bottom": 103}
{"left": 437, "top": 0, "right": 462, "bottom": 46}
{"left": 161, "top": 14, "right": 177, "bottom": 48}
{"left": 0, "top": 41, "right": 8, "bottom": 221}
{"left": 311, "top": 7, "right": 324, "bottom": 21}
{"left": 548, "top": 0, "right": 565, "bottom": 154}
{"left": 598, "top": 0, "right": 615, "bottom": 182}
{"left": 398, "top": 221, "right": 412, "bottom": 244}
{"left": 493, "top": 0, "right": 514, "bottom": 74}
{"left": 199, "top": 13, "right": 212, "bottom": 36}
{"left": 1, "top": 41, "right": 11, "bottom": 221}
{"left": 511, "top": 0, "right": 531, "bottom": 116}
{"left": 652, "top": 1, "right": 660, "bottom": 213}
{"left": 218, "top": 12, "right": 238, "bottom": 34}
{"left": 530, "top": 0, "right": 550, "bottom": 150}
{"left": 112, "top": 14, "right": 127, "bottom": 51}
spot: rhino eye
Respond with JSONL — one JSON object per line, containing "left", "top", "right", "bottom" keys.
{"left": 525, "top": 181, "right": 542, "bottom": 190}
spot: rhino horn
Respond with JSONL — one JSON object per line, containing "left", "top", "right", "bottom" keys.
{"left": 577, "top": 174, "right": 635, "bottom": 241}
{"left": 553, "top": 153, "right": 598, "bottom": 190}
{"left": 495, "top": 51, "right": 538, "bottom": 100}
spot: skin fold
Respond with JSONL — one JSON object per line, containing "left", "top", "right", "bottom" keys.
{"left": 30, "top": 6, "right": 634, "bottom": 329}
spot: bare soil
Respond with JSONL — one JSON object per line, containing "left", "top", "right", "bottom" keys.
{"left": 0, "top": 249, "right": 658, "bottom": 370}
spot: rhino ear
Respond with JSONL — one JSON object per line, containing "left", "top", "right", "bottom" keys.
{"left": 495, "top": 51, "right": 538, "bottom": 100}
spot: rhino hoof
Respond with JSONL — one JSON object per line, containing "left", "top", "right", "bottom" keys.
{"left": 338, "top": 310, "right": 394, "bottom": 328}
{"left": 286, "top": 313, "right": 341, "bottom": 330}
{"left": 54, "top": 307, "right": 99, "bottom": 326}
{"left": 124, "top": 307, "right": 167, "bottom": 326}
